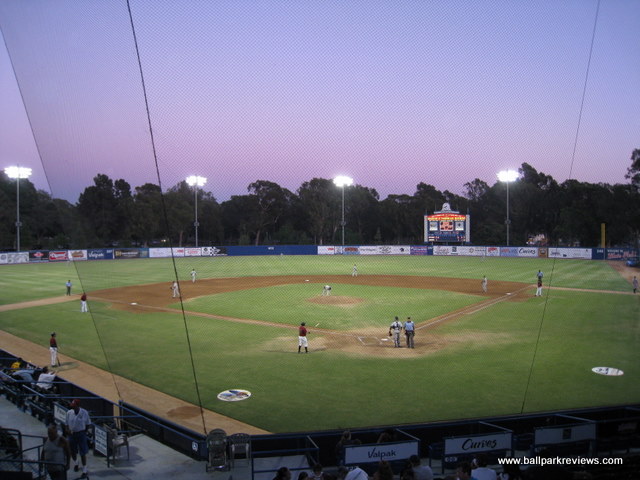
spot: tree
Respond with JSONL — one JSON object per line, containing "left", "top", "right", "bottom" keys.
{"left": 625, "top": 148, "right": 640, "bottom": 190}
{"left": 247, "top": 180, "right": 293, "bottom": 245}
{"left": 297, "top": 178, "right": 341, "bottom": 245}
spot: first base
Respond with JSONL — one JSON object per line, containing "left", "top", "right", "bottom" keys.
{"left": 130, "top": 302, "right": 138, "bottom": 305}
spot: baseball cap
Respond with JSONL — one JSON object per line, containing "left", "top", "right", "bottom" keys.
{"left": 301, "top": 322, "right": 306, "bottom": 326}
{"left": 70, "top": 399, "right": 80, "bottom": 407}
{"left": 51, "top": 332, "right": 56, "bottom": 336}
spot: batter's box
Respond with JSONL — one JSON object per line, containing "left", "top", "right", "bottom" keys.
{"left": 357, "top": 336, "right": 384, "bottom": 346}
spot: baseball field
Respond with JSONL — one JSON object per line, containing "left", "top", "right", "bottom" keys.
{"left": 0, "top": 254, "right": 638, "bottom": 434}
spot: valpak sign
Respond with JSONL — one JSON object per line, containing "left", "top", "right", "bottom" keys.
{"left": 344, "top": 441, "right": 418, "bottom": 465}
{"left": 444, "top": 432, "right": 512, "bottom": 455}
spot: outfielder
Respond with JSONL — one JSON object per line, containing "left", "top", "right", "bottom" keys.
{"left": 481, "top": 276, "right": 488, "bottom": 293}
{"left": 352, "top": 264, "right": 358, "bottom": 277}
{"left": 190, "top": 268, "right": 197, "bottom": 283}
{"left": 322, "top": 285, "right": 332, "bottom": 296}
{"left": 171, "top": 281, "right": 180, "bottom": 298}
{"left": 389, "top": 316, "right": 403, "bottom": 348}
{"left": 298, "top": 322, "right": 309, "bottom": 353}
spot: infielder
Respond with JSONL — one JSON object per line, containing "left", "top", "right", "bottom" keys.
{"left": 322, "top": 285, "right": 332, "bottom": 296}
{"left": 535, "top": 277, "right": 543, "bottom": 297}
{"left": 171, "top": 281, "right": 180, "bottom": 298}
{"left": 50, "top": 332, "right": 58, "bottom": 367}
{"left": 481, "top": 276, "right": 488, "bottom": 293}
{"left": 298, "top": 322, "right": 309, "bottom": 353}
{"left": 190, "top": 268, "right": 197, "bottom": 283}
{"left": 352, "top": 264, "right": 358, "bottom": 277}
{"left": 389, "top": 316, "right": 403, "bottom": 348}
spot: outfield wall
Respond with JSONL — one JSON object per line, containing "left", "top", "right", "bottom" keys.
{"left": 0, "top": 245, "right": 637, "bottom": 264}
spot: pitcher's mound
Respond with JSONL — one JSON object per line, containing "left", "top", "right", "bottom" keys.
{"left": 308, "top": 296, "right": 363, "bottom": 306}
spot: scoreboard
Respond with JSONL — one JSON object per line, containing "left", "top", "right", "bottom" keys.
{"left": 424, "top": 204, "right": 470, "bottom": 243}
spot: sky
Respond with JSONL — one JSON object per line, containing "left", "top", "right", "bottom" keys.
{"left": 1, "top": 0, "right": 638, "bottom": 204}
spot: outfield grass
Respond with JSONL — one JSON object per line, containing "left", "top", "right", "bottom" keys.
{"left": 0, "top": 255, "right": 638, "bottom": 432}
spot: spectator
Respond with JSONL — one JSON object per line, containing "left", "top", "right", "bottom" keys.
{"left": 377, "top": 428, "right": 396, "bottom": 443}
{"left": 65, "top": 399, "right": 91, "bottom": 479}
{"left": 10, "top": 358, "right": 23, "bottom": 370}
{"left": 472, "top": 454, "right": 497, "bottom": 480}
{"left": 41, "top": 424, "right": 70, "bottom": 480}
{"left": 298, "top": 472, "right": 309, "bottom": 480}
{"left": 373, "top": 460, "right": 394, "bottom": 480}
{"left": 273, "top": 466, "right": 292, "bottom": 480}
{"left": 335, "top": 430, "right": 360, "bottom": 465}
{"left": 409, "top": 454, "right": 434, "bottom": 480}
{"left": 498, "top": 464, "right": 522, "bottom": 480}
{"left": 0, "top": 426, "right": 20, "bottom": 458}
{"left": 456, "top": 462, "right": 474, "bottom": 480}
{"left": 338, "top": 466, "right": 368, "bottom": 480}
{"left": 12, "top": 368, "right": 35, "bottom": 384}
{"left": 310, "top": 463, "right": 325, "bottom": 480}
{"left": 36, "top": 367, "right": 56, "bottom": 391}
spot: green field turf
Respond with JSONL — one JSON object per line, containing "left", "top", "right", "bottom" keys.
{"left": 0, "top": 255, "right": 638, "bottom": 432}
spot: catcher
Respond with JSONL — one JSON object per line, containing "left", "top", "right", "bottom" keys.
{"left": 388, "top": 316, "right": 403, "bottom": 348}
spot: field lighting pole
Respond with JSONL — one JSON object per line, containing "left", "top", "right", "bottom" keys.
{"left": 4, "top": 166, "right": 32, "bottom": 252}
{"left": 333, "top": 175, "right": 353, "bottom": 247}
{"left": 497, "top": 169, "right": 518, "bottom": 246}
{"left": 185, "top": 175, "right": 207, "bottom": 247}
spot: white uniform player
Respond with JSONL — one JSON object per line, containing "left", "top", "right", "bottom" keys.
{"left": 171, "top": 281, "right": 180, "bottom": 298}
{"left": 352, "top": 264, "right": 358, "bottom": 277}
{"left": 481, "top": 276, "right": 488, "bottom": 293}
{"left": 389, "top": 317, "right": 403, "bottom": 348}
{"left": 190, "top": 269, "right": 197, "bottom": 283}
{"left": 322, "top": 285, "right": 332, "bottom": 296}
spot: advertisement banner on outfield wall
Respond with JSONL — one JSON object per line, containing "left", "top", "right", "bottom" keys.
{"left": 87, "top": 249, "right": 114, "bottom": 260}
{"left": 172, "top": 247, "right": 185, "bottom": 257}
{"left": 486, "top": 246, "right": 500, "bottom": 257}
{"left": 455, "top": 246, "right": 486, "bottom": 256}
{"left": 602, "top": 248, "right": 638, "bottom": 260}
{"left": 379, "top": 245, "right": 411, "bottom": 255}
{"left": 114, "top": 248, "right": 141, "bottom": 259}
{"left": 318, "top": 246, "right": 336, "bottom": 255}
{"left": 538, "top": 247, "right": 548, "bottom": 258}
{"left": 150, "top": 248, "right": 171, "bottom": 258}
{"left": 29, "top": 251, "right": 49, "bottom": 263}
{"left": 68, "top": 250, "right": 87, "bottom": 261}
{"left": 185, "top": 247, "right": 201, "bottom": 257}
{"left": 410, "top": 246, "right": 431, "bottom": 255}
{"left": 48, "top": 251, "right": 69, "bottom": 262}
{"left": 548, "top": 248, "right": 592, "bottom": 259}
{"left": 0, "top": 252, "right": 29, "bottom": 264}
{"left": 342, "top": 246, "right": 360, "bottom": 255}
{"left": 500, "top": 247, "right": 538, "bottom": 257}
{"left": 201, "top": 246, "right": 227, "bottom": 256}
{"left": 433, "top": 246, "right": 455, "bottom": 256}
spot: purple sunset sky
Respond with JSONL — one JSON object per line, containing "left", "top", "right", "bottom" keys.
{"left": 1, "top": 0, "right": 638, "bottom": 204}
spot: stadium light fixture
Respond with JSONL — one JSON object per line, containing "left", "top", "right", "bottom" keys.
{"left": 4, "top": 166, "right": 32, "bottom": 252}
{"left": 333, "top": 175, "right": 354, "bottom": 247}
{"left": 185, "top": 175, "right": 207, "bottom": 248}
{"left": 497, "top": 169, "right": 519, "bottom": 246}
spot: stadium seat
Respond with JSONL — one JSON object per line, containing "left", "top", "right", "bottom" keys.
{"left": 228, "top": 433, "right": 251, "bottom": 467}
{"left": 206, "top": 428, "right": 228, "bottom": 471}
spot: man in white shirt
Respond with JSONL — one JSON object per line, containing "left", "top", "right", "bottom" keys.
{"left": 471, "top": 455, "right": 497, "bottom": 480}
{"left": 65, "top": 399, "right": 92, "bottom": 478}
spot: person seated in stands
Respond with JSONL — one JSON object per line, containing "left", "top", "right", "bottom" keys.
{"left": 12, "top": 368, "right": 35, "bottom": 384}
{"left": 10, "top": 358, "right": 23, "bottom": 371}
{"left": 376, "top": 428, "right": 396, "bottom": 443}
{"left": 335, "top": 430, "right": 361, "bottom": 465}
{"left": 36, "top": 366, "right": 57, "bottom": 392}
{"left": 472, "top": 454, "right": 497, "bottom": 480}
{"left": 273, "top": 466, "right": 292, "bottom": 480}
{"left": 310, "top": 463, "right": 325, "bottom": 480}
{"left": 373, "top": 460, "right": 394, "bottom": 480}
{"left": 0, "top": 425, "right": 20, "bottom": 458}
{"left": 408, "top": 454, "right": 434, "bottom": 480}
{"left": 456, "top": 462, "right": 474, "bottom": 480}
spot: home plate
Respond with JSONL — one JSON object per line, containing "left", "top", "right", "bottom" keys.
{"left": 130, "top": 302, "right": 138, "bottom": 305}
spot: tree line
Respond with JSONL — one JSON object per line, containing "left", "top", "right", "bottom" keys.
{"left": 2, "top": 151, "right": 639, "bottom": 251}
